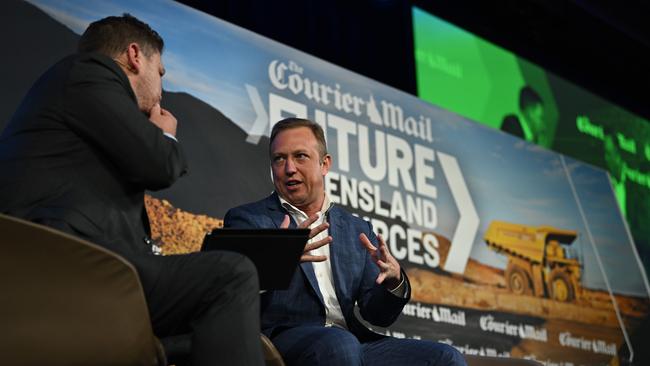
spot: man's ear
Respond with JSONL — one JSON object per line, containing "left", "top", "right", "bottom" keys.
{"left": 125, "top": 42, "right": 143, "bottom": 74}
{"left": 321, "top": 154, "right": 332, "bottom": 176}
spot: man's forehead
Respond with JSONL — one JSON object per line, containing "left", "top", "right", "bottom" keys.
{"left": 271, "top": 143, "right": 313, "bottom": 154}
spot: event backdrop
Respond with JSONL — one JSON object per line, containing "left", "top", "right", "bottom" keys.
{"left": 412, "top": 6, "right": 650, "bottom": 281}
{"left": 2, "top": 1, "right": 649, "bottom": 365}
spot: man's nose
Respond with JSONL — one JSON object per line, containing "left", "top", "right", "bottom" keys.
{"left": 285, "top": 158, "right": 297, "bottom": 174}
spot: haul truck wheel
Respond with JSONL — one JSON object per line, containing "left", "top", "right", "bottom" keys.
{"left": 506, "top": 264, "right": 532, "bottom": 296}
{"left": 548, "top": 269, "right": 575, "bottom": 302}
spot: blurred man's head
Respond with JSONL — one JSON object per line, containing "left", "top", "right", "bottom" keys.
{"left": 269, "top": 118, "right": 331, "bottom": 214}
{"left": 79, "top": 14, "right": 165, "bottom": 113}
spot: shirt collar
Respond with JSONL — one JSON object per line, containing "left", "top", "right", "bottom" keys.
{"left": 278, "top": 192, "right": 333, "bottom": 218}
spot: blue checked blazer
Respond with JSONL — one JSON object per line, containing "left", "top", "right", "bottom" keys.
{"left": 223, "top": 193, "right": 410, "bottom": 342}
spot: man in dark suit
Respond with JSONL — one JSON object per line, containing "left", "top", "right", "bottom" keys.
{"left": 225, "top": 118, "right": 466, "bottom": 365}
{"left": 0, "top": 14, "right": 263, "bottom": 366}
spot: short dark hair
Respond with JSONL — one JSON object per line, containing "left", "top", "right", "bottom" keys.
{"left": 519, "top": 86, "right": 543, "bottom": 111}
{"left": 269, "top": 118, "right": 328, "bottom": 158}
{"left": 78, "top": 13, "right": 164, "bottom": 57}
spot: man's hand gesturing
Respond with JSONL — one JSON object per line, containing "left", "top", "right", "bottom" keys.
{"left": 280, "top": 214, "right": 332, "bottom": 262}
{"left": 359, "top": 233, "right": 402, "bottom": 290}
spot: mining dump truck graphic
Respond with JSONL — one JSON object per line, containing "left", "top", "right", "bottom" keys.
{"left": 484, "top": 221, "right": 582, "bottom": 302}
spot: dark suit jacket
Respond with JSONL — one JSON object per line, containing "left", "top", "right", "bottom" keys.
{"left": 0, "top": 52, "right": 188, "bottom": 257}
{"left": 500, "top": 114, "right": 525, "bottom": 140}
{"left": 224, "top": 193, "right": 410, "bottom": 342}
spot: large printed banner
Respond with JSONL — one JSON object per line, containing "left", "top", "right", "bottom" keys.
{"left": 2, "top": 1, "right": 649, "bottom": 365}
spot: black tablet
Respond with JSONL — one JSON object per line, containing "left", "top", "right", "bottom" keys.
{"left": 201, "top": 228, "right": 309, "bottom": 290}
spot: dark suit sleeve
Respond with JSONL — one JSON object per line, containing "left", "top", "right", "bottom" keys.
{"left": 356, "top": 220, "right": 409, "bottom": 327}
{"left": 224, "top": 206, "right": 263, "bottom": 229}
{"left": 62, "top": 55, "right": 187, "bottom": 190}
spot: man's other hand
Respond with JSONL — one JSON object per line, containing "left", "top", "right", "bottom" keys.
{"left": 280, "top": 214, "right": 331, "bottom": 262}
{"left": 359, "top": 233, "right": 402, "bottom": 289}
{"left": 149, "top": 103, "right": 177, "bottom": 136}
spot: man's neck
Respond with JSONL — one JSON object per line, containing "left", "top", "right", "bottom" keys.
{"left": 297, "top": 197, "right": 325, "bottom": 218}
{"left": 519, "top": 117, "right": 535, "bottom": 143}
{"left": 300, "top": 205, "right": 323, "bottom": 218}
{"left": 278, "top": 192, "right": 328, "bottom": 218}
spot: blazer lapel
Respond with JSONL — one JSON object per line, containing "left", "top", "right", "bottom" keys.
{"left": 326, "top": 208, "right": 350, "bottom": 307}
{"left": 300, "top": 261, "right": 323, "bottom": 305}
{"left": 265, "top": 194, "right": 323, "bottom": 304}
{"left": 265, "top": 195, "right": 288, "bottom": 229}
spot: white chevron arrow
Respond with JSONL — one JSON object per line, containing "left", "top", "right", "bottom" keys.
{"left": 245, "top": 84, "right": 268, "bottom": 145}
{"left": 438, "top": 152, "right": 480, "bottom": 274}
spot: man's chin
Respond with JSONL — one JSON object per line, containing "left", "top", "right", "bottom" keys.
{"left": 282, "top": 192, "right": 305, "bottom": 205}
{"left": 139, "top": 103, "right": 152, "bottom": 115}
{"left": 139, "top": 100, "right": 158, "bottom": 115}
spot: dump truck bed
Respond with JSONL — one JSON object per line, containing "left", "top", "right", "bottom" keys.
{"left": 484, "top": 221, "right": 578, "bottom": 263}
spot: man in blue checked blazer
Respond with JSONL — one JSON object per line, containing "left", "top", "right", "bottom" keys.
{"left": 224, "top": 118, "right": 466, "bottom": 366}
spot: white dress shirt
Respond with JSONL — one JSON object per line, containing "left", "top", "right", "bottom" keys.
{"left": 280, "top": 194, "right": 348, "bottom": 328}
{"left": 279, "top": 193, "right": 408, "bottom": 329}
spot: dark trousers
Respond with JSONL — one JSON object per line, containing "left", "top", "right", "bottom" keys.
{"left": 132, "top": 251, "right": 264, "bottom": 366}
{"left": 271, "top": 325, "right": 466, "bottom": 366}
